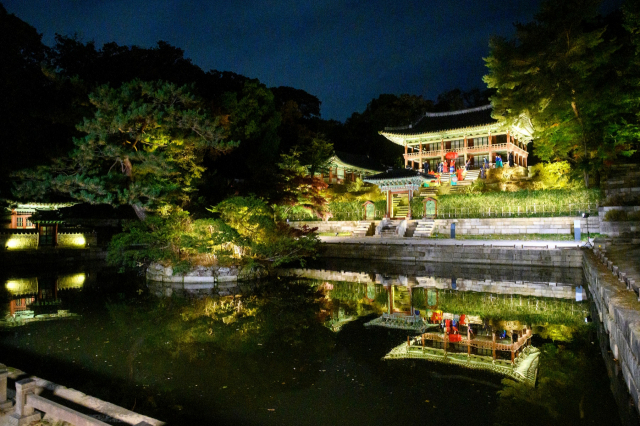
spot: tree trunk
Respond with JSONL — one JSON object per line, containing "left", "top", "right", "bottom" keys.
{"left": 571, "top": 100, "right": 589, "bottom": 188}
{"left": 131, "top": 204, "right": 147, "bottom": 221}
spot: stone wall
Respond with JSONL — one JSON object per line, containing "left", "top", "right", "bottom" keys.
{"left": 583, "top": 250, "right": 640, "bottom": 413}
{"left": 57, "top": 232, "right": 98, "bottom": 248}
{"left": 0, "top": 232, "right": 38, "bottom": 250}
{"left": 432, "top": 216, "right": 600, "bottom": 235}
{"left": 290, "top": 216, "right": 601, "bottom": 236}
{"left": 146, "top": 262, "right": 261, "bottom": 293}
{"left": 320, "top": 241, "right": 584, "bottom": 267}
{"left": 604, "top": 164, "right": 640, "bottom": 201}
{"left": 288, "top": 220, "right": 380, "bottom": 233}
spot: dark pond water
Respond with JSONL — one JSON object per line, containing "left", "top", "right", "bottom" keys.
{"left": 0, "top": 261, "right": 638, "bottom": 426}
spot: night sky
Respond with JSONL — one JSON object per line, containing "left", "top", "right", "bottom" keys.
{"left": 2, "top": 0, "right": 626, "bottom": 121}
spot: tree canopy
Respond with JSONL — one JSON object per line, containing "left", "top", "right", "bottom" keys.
{"left": 13, "top": 80, "right": 237, "bottom": 219}
{"left": 484, "top": 0, "right": 638, "bottom": 186}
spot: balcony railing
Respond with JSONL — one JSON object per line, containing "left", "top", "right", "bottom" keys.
{"left": 404, "top": 142, "right": 527, "bottom": 159}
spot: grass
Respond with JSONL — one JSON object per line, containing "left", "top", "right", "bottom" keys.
{"left": 429, "top": 232, "right": 603, "bottom": 241}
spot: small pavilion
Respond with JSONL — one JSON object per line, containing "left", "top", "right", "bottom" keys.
{"left": 319, "top": 151, "right": 384, "bottom": 184}
{"left": 363, "top": 169, "right": 437, "bottom": 219}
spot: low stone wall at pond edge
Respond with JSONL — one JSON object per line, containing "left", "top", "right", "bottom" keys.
{"left": 432, "top": 216, "right": 600, "bottom": 235}
{"left": 289, "top": 216, "right": 600, "bottom": 236}
{"left": 583, "top": 250, "right": 640, "bottom": 411}
{"left": 320, "top": 242, "right": 584, "bottom": 267}
{"left": 146, "top": 262, "right": 261, "bottom": 289}
{"left": 288, "top": 220, "right": 381, "bottom": 233}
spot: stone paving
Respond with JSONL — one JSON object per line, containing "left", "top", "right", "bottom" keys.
{"left": 604, "top": 244, "right": 640, "bottom": 293}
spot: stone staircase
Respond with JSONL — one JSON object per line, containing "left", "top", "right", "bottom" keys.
{"left": 448, "top": 169, "right": 481, "bottom": 193}
{"left": 404, "top": 220, "right": 418, "bottom": 237}
{"left": 352, "top": 221, "right": 374, "bottom": 237}
{"left": 392, "top": 196, "right": 410, "bottom": 218}
{"left": 419, "top": 186, "right": 438, "bottom": 197}
{"left": 379, "top": 220, "right": 401, "bottom": 237}
{"left": 413, "top": 219, "right": 435, "bottom": 238}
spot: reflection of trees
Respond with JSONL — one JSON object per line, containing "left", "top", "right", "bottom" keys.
{"left": 107, "top": 279, "right": 335, "bottom": 359}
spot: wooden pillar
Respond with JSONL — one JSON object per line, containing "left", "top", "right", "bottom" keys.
{"left": 444, "top": 332, "right": 448, "bottom": 355}
{"left": 404, "top": 145, "right": 408, "bottom": 167}
{"left": 492, "top": 331, "right": 496, "bottom": 360}
{"left": 407, "top": 335, "right": 410, "bottom": 347}
{"left": 419, "top": 142, "right": 423, "bottom": 166}
{"left": 510, "top": 331, "right": 515, "bottom": 364}
{"left": 467, "top": 325, "right": 471, "bottom": 356}
{"left": 329, "top": 168, "right": 333, "bottom": 183}
{"left": 386, "top": 191, "right": 392, "bottom": 218}
{"left": 422, "top": 334, "right": 425, "bottom": 347}
{"left": 406, "top": 190, "right": 412, "bottom": 219}
{"left": 411, "top": 160, "right": 414, "bottom": 170}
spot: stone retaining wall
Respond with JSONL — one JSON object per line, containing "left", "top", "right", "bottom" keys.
{"left": 432, "top": 216, "right": 600, "bottom": 235}
{"left": 145, "top": 262, "right": 261, "bottom": 290}
{"left": 289, "top": 220, "right": 381, "bottom": 233}
{"left": 289, "top": 216, "right": 600, "bottom": 236}
{"left": 320, "top": 242, "right": 583, "bottom": 267}
{"left": 583, "top": 250, "right": 640, "bottom": 413}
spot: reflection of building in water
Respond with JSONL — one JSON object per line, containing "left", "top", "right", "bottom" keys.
{"left": 3, "top": 273, "right": 85, "bottom": 326}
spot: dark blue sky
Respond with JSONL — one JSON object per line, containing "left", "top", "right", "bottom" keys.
{"left": 3, "top": 0, "right": 625, "bottom": 121}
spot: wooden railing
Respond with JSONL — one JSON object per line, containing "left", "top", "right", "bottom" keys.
{"left": 404, "top": 142, "right": 527, "bottom": 160}
{"left": 1, "top": 364, "right": 163, "bottom": 426}
{"left": 415, "top": 329, "right": 532, "bottom": 354}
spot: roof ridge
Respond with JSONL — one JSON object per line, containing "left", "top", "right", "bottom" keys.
{"left": 424, "top": 104, "right": 492, "bottom": 118}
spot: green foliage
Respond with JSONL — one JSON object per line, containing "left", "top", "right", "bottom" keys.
{"left": 604, "top": 209, "right": 640, "bottom": 221}
{"left": 107, "top": 207, "right": 238, "bottom": 272}
{"left": 13, "top": 80, "right": 236, "bottom": 217}
{"left": 434, "top": 188, "right": 600, "bottom": 218}
{"left": 299, "top": 137, "right": 334, "bottom": 177}
{"left": 211, "top": 195, "right": 320, "bottom": 268}
{"left": 484, "top": 0, "right": 631, "bottom": 186}
{"left": 529, "top": 161, "right": 577, "bottom": 190}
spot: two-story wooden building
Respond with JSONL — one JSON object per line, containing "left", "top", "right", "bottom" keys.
{"left": 379, "top": 105, "right": 533, "bottom": 171}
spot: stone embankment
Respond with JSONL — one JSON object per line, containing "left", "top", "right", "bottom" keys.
{"left": 290, "top": 216, "right": 599, "bottom": 236}
{"left": 145, "top": 262, "right": 261, "bottom": 296}
{"left": 583, "top": 247, "right": 640, "bottom": 411}
{"left": 319, "top": 240, "right": 583, "bottom": 267}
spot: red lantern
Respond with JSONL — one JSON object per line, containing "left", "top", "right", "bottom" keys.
{"left": 445, "top": 151, "right": 458, "bottom": 160}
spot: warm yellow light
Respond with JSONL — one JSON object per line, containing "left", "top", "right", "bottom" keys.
{"left": 58, "top": 273, "right": 85, "bottom": 289}
{"left": 6, "top": 238, "right": 22, "bottom": 249}
{"left": 72, "top": 235, "right": 86, "bottom": 246}
{"left": 5, "top": 278, "right": 38, "bottom": 295}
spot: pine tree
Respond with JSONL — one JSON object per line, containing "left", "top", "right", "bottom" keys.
{"left": 13, "top": 80, "right": 237, "bottom": 219}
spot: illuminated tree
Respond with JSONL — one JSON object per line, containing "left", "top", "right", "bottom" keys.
{"left": 484, "top": 0, "right": 624, "bottom": 187}
{"left": 13, "top": 80, "right": 237, "bottom": 219}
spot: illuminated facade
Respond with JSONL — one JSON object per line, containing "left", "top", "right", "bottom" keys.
{"left": 379, "top": 105, "right": 533, "bottom": 171}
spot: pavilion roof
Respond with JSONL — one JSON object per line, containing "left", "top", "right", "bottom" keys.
{"left": 381, "top": 105, "right": 497, "bottom": 137}
{"left": 364, "top": 169, "right": 435, "bottom": 186}
{"left": 330, "top": 151, "right": 385, "bottom": 173}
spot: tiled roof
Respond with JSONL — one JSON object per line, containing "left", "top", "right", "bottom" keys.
{"left": 332, "top": 151, "right": 385, "bottom": 172}
{"left": 384, "top": 105, "right": 497, "bottom": 135}
{"left": 364, "top": 169, "right": 436, "bottom": 182}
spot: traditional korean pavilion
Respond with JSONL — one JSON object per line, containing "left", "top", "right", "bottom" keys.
{"left": 363, "top": 169, "right": 438, "bottom": 219}
{"left": 319, "top": 151, "right": 384, "bottom": 184}
{"left": 379, "top": 105, "right": 533, "bottom": 171}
